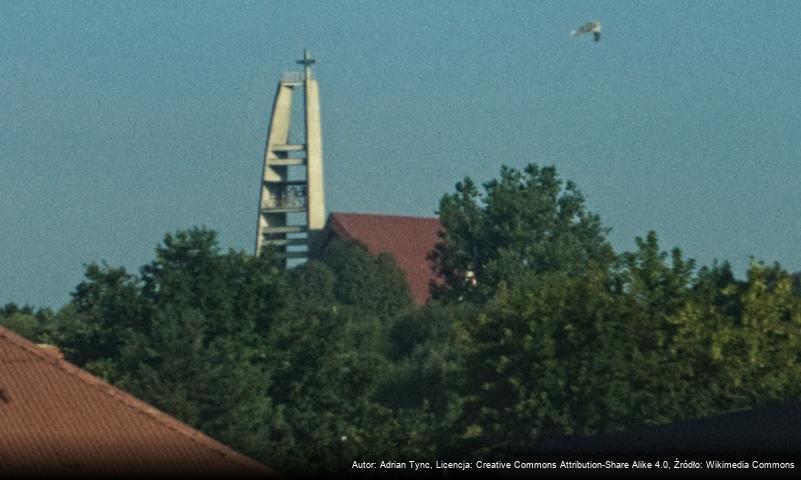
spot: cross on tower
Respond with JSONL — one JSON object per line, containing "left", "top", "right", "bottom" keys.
{"left": 297, "top": 49, "right": 315, "bottom": 81}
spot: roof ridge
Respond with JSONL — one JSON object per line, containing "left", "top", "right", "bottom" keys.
{"left": 0, "top": 326, "right": 272, "bottom": 476}
{"left": 332, "top": 211, "right": 439, "bottom": 221}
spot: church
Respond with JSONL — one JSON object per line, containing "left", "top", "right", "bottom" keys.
{"left": 254, "top": 51, "right": 442, "bottom": 306}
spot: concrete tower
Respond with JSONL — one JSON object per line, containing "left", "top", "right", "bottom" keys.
{"left": 255, "top": 50, "right": 325, "bottom": 261}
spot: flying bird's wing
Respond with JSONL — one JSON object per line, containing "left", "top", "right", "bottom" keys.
{"left": 572, "top": 20, "right": 601, "bottom": 41}
{"left": 571, "top": 21, "right": 594, "bottom": 37}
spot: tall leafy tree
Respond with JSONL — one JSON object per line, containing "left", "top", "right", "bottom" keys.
{"left": 606, "top": 231, "right": 700, "bottom": 424}
{"left": 430, "top": 164, "right": 614, "bottom": 303}
{"left": 63, "top": 263, "right": 153, "bottom": 372}
{"left": 36, "top": 228, "right": 285, "bottom": 464}
{"left": 140, "top": 227, "right": 285, "bottom": 336}
{"left": 454, "top": 269, "right": 616, "bottom": 455}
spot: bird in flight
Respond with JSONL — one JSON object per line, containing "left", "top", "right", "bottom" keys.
{"left": 572, "top": 20, "right": 601, "bottom": 42}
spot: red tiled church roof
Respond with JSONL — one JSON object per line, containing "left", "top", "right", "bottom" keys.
{"left": 325, "top": 213, "right": 442, "bottom": 305}
{"left": 0, "top": 325, "right": 274, "bottom": 477}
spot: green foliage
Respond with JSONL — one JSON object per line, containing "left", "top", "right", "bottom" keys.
{"left": 63, "top": 264, "right": 152, "bottom": 366}
{"left": 669, "top": 262, "right": 801, "bottom": 416}
{"left": 285, "top": 260, "right": 337, "bottom": 312}
{"left": 28, "top": 228, "right": 282, "bottom": 463}
{"left": 379, "top": 303, "right": 477, "bottom": 458}
{"left": 5, "top": 163, "right": 801, "bottom": 472}
{"left": 141, "top": 228, "right": 286, "bottom": 335}
{"left": 0, "top": 304, "right": 58, "bottom": 341}
{"left": 316, "top": 238, "right": 413, "bottom": 317}
{"left": 792, "top": 271, "right": 801, "bottom": 297}
{"left": 265, "top": 305, "right": 433, "bottom": 473}
{"left": 430, "top": 164, "right": 614, "bottom": 303}
{"left": 455, "top": 271, "right": 613, "bottom": 454}
{"left": 0, "top": 227, "right": 422, "bottom": 471}
{"left": 0, "top": 311, "right": 39, "bottom": 339}
{"left": 117, "top": 306, "right": 274, "bottom": 456}
{"left": 618, "top": 231, "right": 696, "bottom": 315}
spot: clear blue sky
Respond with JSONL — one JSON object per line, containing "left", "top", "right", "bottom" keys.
{"left": 2, "top": 1, "right": 800, "bottom": 308}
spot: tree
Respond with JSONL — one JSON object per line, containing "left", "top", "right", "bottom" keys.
{"left": 264, "top": 305, "right": 431, "bottom": 473}
{"left": 114, "top": 305, "right": 274, "bottom": 459}
{"left": 451, "top": 268, "right": 625, "bottom": 455}
{"left": 315, "top": 239, "right": 413, "bottom": 317}
{"left": 668, "top": 262, "right": 801, "bottom": 417}
{"left": 0, "top": 303, "right": 58, "bottom": 342}
{"left": 0, "top": 311, "right": 39, "bottom": 339}
{"left": 618, "top": 231, "right": 696, "bottom": 314}
{"left": 381, "top": 302, "right": 478, "bottom": 459}
{"left": 35, "top": 228, "right": 287, "bottom": 465}
{"left": 140, "top": 227, "right": 285, "bottom": 336}
{"left": 64, "top": 263, "right": 152, "bottom": 370}
{"left": 286, "top": 260, "right": 337, "bottom": 312}
{"left": 430, "top": 164, "right": 614, "bottom": 303}
{"left": 792, "top": 271, "right": 801, "bottom": 297}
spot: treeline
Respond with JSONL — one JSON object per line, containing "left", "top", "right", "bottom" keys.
{"left": 3, "top": 163, "right": 801, "bottom": 473}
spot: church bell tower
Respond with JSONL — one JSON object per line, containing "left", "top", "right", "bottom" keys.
{"left": 255, "top": 50, "right": 326, "bottom": 262}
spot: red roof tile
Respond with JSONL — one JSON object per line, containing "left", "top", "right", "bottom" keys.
{"left": 0, "top": 325, "right": 275, "bottom": 477}
{"left": 327, "top": 213, "right": 442, "bottom": 305}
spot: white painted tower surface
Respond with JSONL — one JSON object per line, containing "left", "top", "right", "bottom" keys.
{"left": 255, "top": 50, "right": 326, "bottom": 261}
